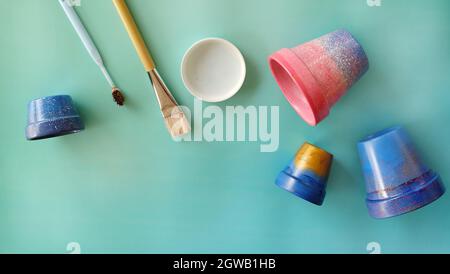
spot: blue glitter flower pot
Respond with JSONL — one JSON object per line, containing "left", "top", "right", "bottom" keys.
{"left": 358, "top": 126, "right": 445, "bottom": 219}
{"left": 275, "top": 143, "right": 333, "bottom": 206}
{"left": 26, "top": 95, "right": 85, "bottom": 140}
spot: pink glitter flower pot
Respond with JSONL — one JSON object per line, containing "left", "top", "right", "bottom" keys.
{"left": 269, "top": 29, "right": 369, "bottom": 126}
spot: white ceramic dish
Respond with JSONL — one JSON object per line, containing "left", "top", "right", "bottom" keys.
{"left": 181, "top": 38, "right": 246, "bottom": 102}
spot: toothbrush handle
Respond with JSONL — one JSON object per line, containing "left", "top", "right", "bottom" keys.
{"left": 59, "top": 0, "right": 103, "bottom": 67}
{"left": 112, "top": 0, "right": 155, "bottom": 72}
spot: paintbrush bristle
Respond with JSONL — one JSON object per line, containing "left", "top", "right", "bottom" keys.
{"left": 163, "top": 106, "right": 191, "bottom": 138}
{"left": 112, "top": 88, "right": 125, "bottom": 106}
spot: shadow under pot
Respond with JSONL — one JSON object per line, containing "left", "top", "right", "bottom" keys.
{"left": 26, "top": 95, "right": 85, "bottom": 140}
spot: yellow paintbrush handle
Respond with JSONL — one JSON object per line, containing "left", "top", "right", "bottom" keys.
{"left": 113, "top": 0, "right": 155, "bottom": 71}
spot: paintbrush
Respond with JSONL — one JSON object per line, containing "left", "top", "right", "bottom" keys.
{"left": 112, "top": 0, "right": 190, "bottom": 137}
{"left": 59, "top": 0, "right": 125, "bottom": 106}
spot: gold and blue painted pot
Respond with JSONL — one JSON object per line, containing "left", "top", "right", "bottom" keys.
{"left": 275, "top": 143, "right": 333, "bottom": 206}
{"left": 358, "top": 126, "right": 445, "bottom": 219}
{"left": 26, "top": 95, "right": 85, "bottom": 140}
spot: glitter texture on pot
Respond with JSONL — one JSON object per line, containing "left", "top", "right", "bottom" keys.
{"left": 269, "top": 29, "right": 369, "bottom": 126}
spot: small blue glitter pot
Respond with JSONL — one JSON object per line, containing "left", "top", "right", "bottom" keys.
{"left": 358, "top": 126, "right": 445, "bottom": 219}
{"left": 26, "top": 95, "right": 85, "bottom": 140}
{"left": 275, "top": 143, "right": 333, "bottom": 206}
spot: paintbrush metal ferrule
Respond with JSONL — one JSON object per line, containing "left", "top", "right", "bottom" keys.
{"left": 148, "top": 69, "right": 191, "bottom": 138}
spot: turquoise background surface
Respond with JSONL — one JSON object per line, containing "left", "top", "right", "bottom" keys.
{"left": 1, "top": 0, "right": 449, "bottom": 254}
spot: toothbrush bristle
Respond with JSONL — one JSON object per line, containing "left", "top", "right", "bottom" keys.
{"left": 112, "top": 88, "right": 125, "bottom": 106}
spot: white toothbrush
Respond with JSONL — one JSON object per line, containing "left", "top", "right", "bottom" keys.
{"left": 59, "top": 0, "right": 125, "bottom": 105}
